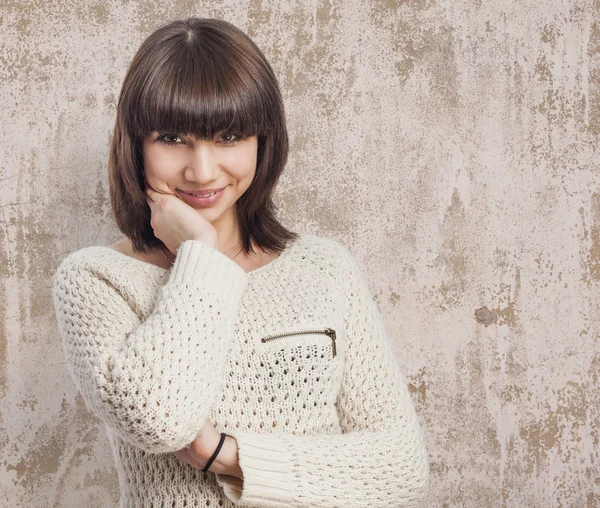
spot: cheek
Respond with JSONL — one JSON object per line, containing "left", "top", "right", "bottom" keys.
{"left": 143, "top": 147, "right": 184, "bottom": 186}
{"left": 228, "top": 145, "right": 258, "bottom": 182}
{"left": 142, "top": 158, "right": 165, "bottom": 186}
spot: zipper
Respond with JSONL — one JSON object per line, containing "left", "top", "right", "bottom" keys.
{"left": 260, "top": 328, "right": 337, "bottom": 358}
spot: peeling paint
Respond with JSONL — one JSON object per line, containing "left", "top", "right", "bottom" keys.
{"left": 588, "top": 192, "right": 600, "bottom": 282}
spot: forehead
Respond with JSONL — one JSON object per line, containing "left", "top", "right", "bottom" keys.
{"left": 143, "top": 129, "right": 242, "bottom": 140}
{"left": 134, "top": 104, "right": 259, "bottom": 140}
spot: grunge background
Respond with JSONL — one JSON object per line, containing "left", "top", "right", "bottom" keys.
{"left": 1, "top": 1, "right": 599, "bottom": 506}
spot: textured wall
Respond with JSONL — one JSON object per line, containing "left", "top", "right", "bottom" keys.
{"left": 1, "top": 0, "right": 599, "bottom": 506}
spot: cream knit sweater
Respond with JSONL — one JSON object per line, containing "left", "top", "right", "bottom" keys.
{"left": 51, "top": 232, "right": 429, "bottom": 507}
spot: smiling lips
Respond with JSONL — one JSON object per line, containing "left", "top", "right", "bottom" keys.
{"left": 179, "top": 186, "right": 227, "bottom": 207}
{"left": 180, "top": 186, "right": 226, "bottom": 197}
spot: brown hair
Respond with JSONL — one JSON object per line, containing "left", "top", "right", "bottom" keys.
{"left": 108, "top": 17, "right": 298, "bottom": 255}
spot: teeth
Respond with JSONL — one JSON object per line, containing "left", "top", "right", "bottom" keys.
{"left": 190, "top": 191, "right": 218, "bottom": 198}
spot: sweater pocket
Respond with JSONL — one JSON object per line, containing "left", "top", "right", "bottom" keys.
{"left": 251, "top": 325, "right": 345, "bottom": 426}
{"left": 258, "top": 326, "right": 339, "bottom": 362}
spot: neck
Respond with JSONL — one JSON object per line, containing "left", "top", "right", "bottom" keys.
{"left": 210, "top": 207, "right": 246, "bottom": 257}
{"left": 219, "top": 234, "right": 243, "bottom": 256}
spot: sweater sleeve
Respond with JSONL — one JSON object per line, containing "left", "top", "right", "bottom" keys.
{"left": 214, "top": 249, "right": 430, "bottom": 507}
{"left": 51, "top": 239, "right": 248, "bottom": 454}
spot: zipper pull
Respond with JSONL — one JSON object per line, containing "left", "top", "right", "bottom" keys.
{"left": 326, "top": 328, "right": 337, "bottom": 357}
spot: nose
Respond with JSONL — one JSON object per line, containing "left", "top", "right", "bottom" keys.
{"left": 183, "top": 139, "right": 219, "bottom": 183}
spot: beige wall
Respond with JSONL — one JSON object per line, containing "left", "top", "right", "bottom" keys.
{"left": 1, "top": 0, "right": 599, "bottom": 506}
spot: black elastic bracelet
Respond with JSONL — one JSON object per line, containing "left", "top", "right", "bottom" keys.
{"left": 202, "top": 432, "right": 227, "bottom": 473}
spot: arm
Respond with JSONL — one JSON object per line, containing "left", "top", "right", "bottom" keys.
{"left": 214, "top": 248, "right": 430, "bottom": 507}
{"left": 51, "top": 240, "right": 247, "bottom": 454}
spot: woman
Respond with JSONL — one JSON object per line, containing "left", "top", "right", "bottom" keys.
{"left": 52, "top": 17, "right": 430, "bottom": 507}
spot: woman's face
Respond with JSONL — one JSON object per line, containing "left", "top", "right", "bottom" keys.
{"left": 141, "top": 131, "right": 258, "bottom": 225}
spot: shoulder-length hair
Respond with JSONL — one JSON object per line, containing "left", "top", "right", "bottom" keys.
{"left": 108, "top": 17, "right": 298, "bottom": 255}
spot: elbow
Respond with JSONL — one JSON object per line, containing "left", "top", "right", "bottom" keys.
{"left": 105, "top": 405, "right": 200, "bottom": 454}
{"left": 410, "top": 460, "right": 430, "bottom": 507}
{"left": 391, "top": 430, "right": 430, "bottom": 507}
{"left": 406, "top": 436, "right": 430, "bottom": 507}
{"left": 67, "top": 357, "right": 208, "bottom": 454}
{"left": 113, "top": 408, "right": 196, "bottom": 454}
{"left": 95, "top": 381, "right": 200, "bottom": 454}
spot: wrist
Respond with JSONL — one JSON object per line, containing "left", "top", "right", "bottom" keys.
{"left": 190, "top": 237, "right": 219, "bottom": 250}
{"left": 211, "top": 435, "right": 242, "bottom": 478}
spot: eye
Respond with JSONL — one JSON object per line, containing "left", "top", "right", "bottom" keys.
{"left": 156, "top": 133, "right": 183, "bottom": 146}
{"left": 217, "top": 133, "right": 240, "bottom": 145}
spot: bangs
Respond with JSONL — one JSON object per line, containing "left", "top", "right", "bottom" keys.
{"left": 128, "top": 42, "right": 270, "bottom": 140}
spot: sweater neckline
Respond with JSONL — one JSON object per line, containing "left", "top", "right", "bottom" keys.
{"left": 100, "top": 234, "right": 303, "bottom": 277}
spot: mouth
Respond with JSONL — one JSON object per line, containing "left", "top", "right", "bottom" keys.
{"left": 178, "top": 186, "right": 227, "bottom": 207}
{"left": 179, "top": 186, "right": 226, "bottom": 198}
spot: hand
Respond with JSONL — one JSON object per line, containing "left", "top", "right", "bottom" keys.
{"left": 173, "top": 419, "right": 243, "bottom": 478}
{"left": 145, "top": 186, "right": 219, "bottom": 254}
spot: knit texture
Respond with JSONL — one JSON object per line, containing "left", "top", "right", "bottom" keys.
{"left": 51, "top": 233, "right": 430, "bottom": 507}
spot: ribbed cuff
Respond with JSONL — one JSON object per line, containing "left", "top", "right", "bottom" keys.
{"left": 215, "top": 431, "right": 297, "bottom": 507}
{"left": 167, "top": 240, "right": 248, "bottom": 303}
